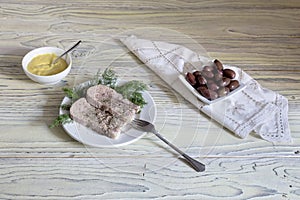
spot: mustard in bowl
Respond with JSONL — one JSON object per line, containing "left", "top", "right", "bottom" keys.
{"left": 22, "top": 47, "right": 72, "bottom": 85}
{"left": 27, "top": 53, "right": 68, "bottom": 76}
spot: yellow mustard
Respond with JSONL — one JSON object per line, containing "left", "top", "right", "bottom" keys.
{"left": 27, "top": 53, "right": 68, "bottom": 76}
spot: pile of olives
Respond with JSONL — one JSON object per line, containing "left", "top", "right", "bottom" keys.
{"left": 185, "top": 59, "right": 240, "bottom": 101}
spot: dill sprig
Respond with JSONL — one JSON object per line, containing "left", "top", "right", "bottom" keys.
{"left": 49, "top": 114, "right": 72, "bottom": 128}
{"left": 116, "top": 80, "right": 148, "bottom": 108}
{"left": 98, "top": 68, "right": 117, "bottom": 89}
{"left": 60, "top": 104, "right": 72, "bottom": 111}
{"left": 62, "top": 88, "right": 79, "bottom": 101}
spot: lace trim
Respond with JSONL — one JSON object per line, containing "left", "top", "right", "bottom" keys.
{"left": 234, "top": 103, "right": 276, "bottom": 138}
{"left": 260, "top": 94, "right": 292, "bottom": 143}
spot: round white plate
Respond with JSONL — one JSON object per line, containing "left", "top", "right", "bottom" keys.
{"left": 60, "top": 84, "right": 156, "bottom": 147}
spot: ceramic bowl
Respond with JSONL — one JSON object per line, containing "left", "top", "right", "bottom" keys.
{"left": 22, "top": 47, "right": 72, "bottom": 85}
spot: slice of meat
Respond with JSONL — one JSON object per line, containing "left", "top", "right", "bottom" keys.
{"left": 86, "top": 85, "right": 139, "bottom": 123}
{"left": 70, "top": 98, "right": 127, "bottom": 139}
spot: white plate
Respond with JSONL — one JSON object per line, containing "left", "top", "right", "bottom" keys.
{"left": 59, "top": 83, "right": 156, "bottom": 147}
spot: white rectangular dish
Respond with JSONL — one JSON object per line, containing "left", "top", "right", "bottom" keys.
{"left": 178, "top": 74, "right": 246, "bottom": 105}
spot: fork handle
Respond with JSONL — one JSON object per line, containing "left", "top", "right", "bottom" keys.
{"left": 181, "top": 153, "right": 206, "bottom": 172}
{"left": 151, "top": 130, "right": 205, "bottom": 172}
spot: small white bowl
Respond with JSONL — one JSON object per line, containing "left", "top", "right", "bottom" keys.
{"left": 22, "top": 47, "right": 72, "bottom": 85}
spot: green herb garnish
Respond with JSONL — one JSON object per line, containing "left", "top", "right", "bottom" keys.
{"left": 128, "top": 92, "right": 147, "bottom": 108}
{"left": 98, "top": 68, "right": 117, "bottom": 89}
{"left": 50, "top": 114, "right": 72, "bottom": 128}
{"left": 60, "top": 104, "right": 72, "bottom": 111}
{"left": 62, "top": 88, "right": 79, "bottom": 101}
{"left": 116, "top": 80, "right": 148, "bottom": 108}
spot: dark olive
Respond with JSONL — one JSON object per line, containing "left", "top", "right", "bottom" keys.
{"left": 217, "top": 87, "right": 230, "bottom": 97}
{"left": 208, "top": 90, "right": 218, "bottom": 100}
{"left": 214, "top": 70, "right": 223, "bottom": 81}
{"left": 203, "top": 65, "right": 215, "bottom": 72}
{"left": 228, "top": 80, "right": 240, "bottom": 91}
{"left": 202, "top": 70, "right": 214, "bottom": 79}
{"left": 208, "top": 82, "right": 219, "bottom": 91}
{"left": 220, "top": 77, "right": 231, "bottom": 87}
{"left": 207, "top": 79, "right": 214, "bottom": 85}
{"left": 197, "top": 86, "right": 209, "bottom": 98}
{"left": 186, "top": 72, "right": 196, "bottom": 86}
{"left": 193, "top": 70, "right": 201, "bottom": 77}
{"left": 214, "top": 59, "right": 223, "bottom": 71}
{"left": 197, "top": 86, "right": 218, "bottom": 100}
{"left": 223, "top": 69, "right": 236, "bottom": 79}
{"left": 197, "top": 75, "right": 207, "bottom": 85}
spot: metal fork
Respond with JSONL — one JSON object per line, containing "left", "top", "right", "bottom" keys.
{"left": 131, "top": 119, "right": 205, "bottom": 172}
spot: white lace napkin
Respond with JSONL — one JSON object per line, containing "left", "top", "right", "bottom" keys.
{"left": 121, "top": 35, "right": 291, "bottom": 143}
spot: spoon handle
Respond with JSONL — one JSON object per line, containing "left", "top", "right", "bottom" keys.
{"left": 52, "top": 40, "right": 81, "bottom": 64}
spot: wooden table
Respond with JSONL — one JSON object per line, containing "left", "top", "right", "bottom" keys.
{"left": 1, "top": 1, "right": 299, "bottom": 199}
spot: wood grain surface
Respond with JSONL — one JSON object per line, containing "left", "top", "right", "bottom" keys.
{"left": 0, "top": 0, "right": 299, "bottom": 199}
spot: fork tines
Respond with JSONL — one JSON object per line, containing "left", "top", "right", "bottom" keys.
{"left": 132, "top": 118, "right": 145, "bottom": 127}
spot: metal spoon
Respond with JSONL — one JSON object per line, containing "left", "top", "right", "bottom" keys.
{"left": 36, "top": 40, "right": 81, "bottom": 68}
{"left": 51, "top": 40, "right": 82, "bottom": 65}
